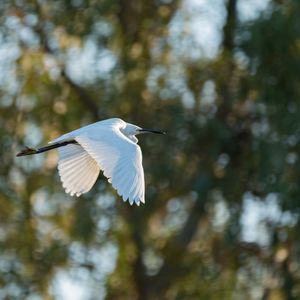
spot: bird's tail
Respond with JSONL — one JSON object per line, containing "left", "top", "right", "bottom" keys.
{"left": 16, "top": 140, "right": 78, "bottom": 157}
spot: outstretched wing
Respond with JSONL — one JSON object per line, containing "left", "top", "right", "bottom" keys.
{"left": 58, "top": 143, "right": 100, "bottom": 197}
{"left": 75, "top": 127, "right": 145, "bottom": 205}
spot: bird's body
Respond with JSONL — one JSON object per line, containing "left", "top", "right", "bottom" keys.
{"left": 17, "top": 118, "right": 165, "bottom": 205}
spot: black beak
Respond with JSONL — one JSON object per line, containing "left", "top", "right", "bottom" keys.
{"left": 139, "top": 128, "right": 166, "bottom": 135}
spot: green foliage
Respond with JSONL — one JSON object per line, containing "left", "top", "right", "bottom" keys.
{"left": 0, "top": 0, "right": 300, "bottom": 299}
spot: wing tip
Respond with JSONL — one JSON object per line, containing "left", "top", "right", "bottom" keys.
{"left": 123, "top": 196, "right": 145, "bottom": 206}
{"left": 64, "top": 186, "right": 84, "bottom": 197}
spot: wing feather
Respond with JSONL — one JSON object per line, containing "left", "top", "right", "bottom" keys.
{"left": 75, "top": 126, "right": 145, "bottom": 205}
{"left": 58, "top": 143, "right": 100, "bottom": 196}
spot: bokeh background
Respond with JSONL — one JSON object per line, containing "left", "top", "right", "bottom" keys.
{"left": 1, "top": 0, "right": 300, "bottom": 299}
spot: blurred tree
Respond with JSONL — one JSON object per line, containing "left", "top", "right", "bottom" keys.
{"left": 0, "top": 0, "right": 300, "bottom": 299}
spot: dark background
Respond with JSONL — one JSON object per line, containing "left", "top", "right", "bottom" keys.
{"left": 1, "top": 0, "right": 300, "bottom": 299}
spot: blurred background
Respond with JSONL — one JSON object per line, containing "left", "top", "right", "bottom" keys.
{"left": 1, "top": 0, "right": 300, "bottom": 299}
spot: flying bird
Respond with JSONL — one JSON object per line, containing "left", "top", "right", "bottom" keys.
{"left": 17, "top": 118, "right": 165, "bottom": 205}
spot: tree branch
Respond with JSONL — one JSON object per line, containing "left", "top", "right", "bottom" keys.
{"left": 32, "top": 2, "right": 103, "bottom": 121}
{"left": 150, "top": 176, "right": 213, "bottom": 298}
{"left": 222, "top": 0, "right": 238, "bottom": 53}
{"left": 60, "top": 69, "right": 102, "bottom": 121}
{"left": 131, "top": 210, "right": 148, "bottom": 300}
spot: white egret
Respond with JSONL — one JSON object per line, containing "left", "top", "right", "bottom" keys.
{"left": 17, "top": 118, "right": 165, "bottom": 205}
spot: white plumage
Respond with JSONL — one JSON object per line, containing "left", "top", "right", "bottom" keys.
{"left": 57, "top": 143, "right": 100, "bottom": 197}
{"left": 46, "top": 118, "right": 164, "bottom": 205}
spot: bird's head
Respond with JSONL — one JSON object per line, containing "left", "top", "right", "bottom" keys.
{"left": 122, "top": 122, "right": 165, "bottom": 143}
